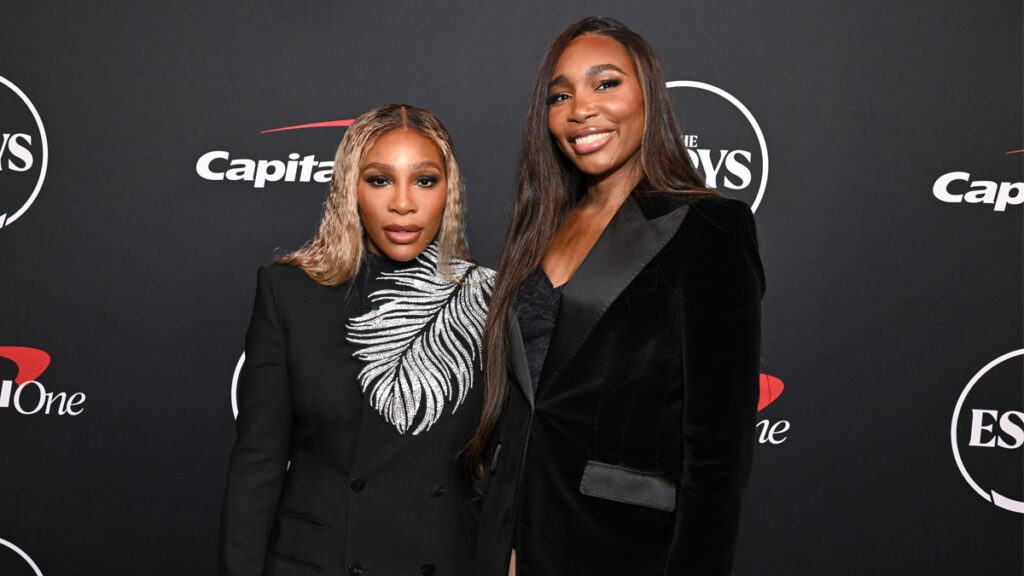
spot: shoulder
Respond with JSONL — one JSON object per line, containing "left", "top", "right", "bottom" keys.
{"left": 663, "top": 195, "right": 758, "bottom": 254}
{"left": 257, "top": 262, "right": 312, "bottom": 282}
{"left": 682, "top": 196, "right": 756, "bottom": 236}
{"left": 256, "top": 262, "right": 316, "bottom": 291}
{"left": 449, "top": 258, "right": 497, "bottom": 291}
{"left": 254, "top": 262, "right": 353, "bottom": 304}
{"left": 667, "top": 196, "right": 765, "bottom": 306}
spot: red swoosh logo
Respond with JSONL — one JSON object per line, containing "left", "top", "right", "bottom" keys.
{"left": 0, "top": 346, "right": 51, "bottom": 385}
{"left": 1008, "top": 149, "right": 1024, "bottom": 155}
{"left": 758, "top": 373, "right": 784, "bottom": 411}
{"left": 261, "top": 119, "right": 355, "bottom": 134}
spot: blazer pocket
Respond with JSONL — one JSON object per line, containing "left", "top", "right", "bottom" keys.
{"left": 579, "top": 460, "right": 677, "bottom": 512}
{"left": 270, "top": 511, "right": 330, "bottom": 571}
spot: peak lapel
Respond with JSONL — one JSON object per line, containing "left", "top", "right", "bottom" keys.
{"left": 538, "top": 195, "right": 689, "bottom": 392}
{"left": 506, "top": 301, "right": 535, "bottom": 407}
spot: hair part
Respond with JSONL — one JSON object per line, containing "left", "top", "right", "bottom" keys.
{"left": 466, "top": 17, "right": 711, "bottom": 487}
{"left": 276, "top": 104, "right": 470, "bottom": 285}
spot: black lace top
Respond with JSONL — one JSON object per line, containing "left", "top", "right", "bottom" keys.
{"left": 515, "top": 266, "right": 564, "bottom": 390}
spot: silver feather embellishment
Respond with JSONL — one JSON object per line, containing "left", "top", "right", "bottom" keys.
{"left": 346, "top": 244, "right": 494, "bottom": 435}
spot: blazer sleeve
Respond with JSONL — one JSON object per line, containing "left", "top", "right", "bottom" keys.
{"left": 666, "top": 200, "right": 765, "bottom": 576}
{"left": 220, "top": 266, "right": 293, "bottom": 576}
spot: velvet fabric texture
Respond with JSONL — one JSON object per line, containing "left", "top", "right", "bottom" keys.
{"left": 475, "top": 195, "right": 765, "bottom": 576}
{"left": 220, "top": 256, "right": 485, "bottom": 576}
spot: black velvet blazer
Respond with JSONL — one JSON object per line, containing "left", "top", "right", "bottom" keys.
{"left": 475, "top": 195, "right": 765, "bottom": 576}
{"left": 221, "top": 258, "right": 486, "bottom": 576}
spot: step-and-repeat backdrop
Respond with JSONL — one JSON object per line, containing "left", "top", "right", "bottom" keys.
{"left": 2, "top": 1, "right": 1021, "bottom": 574}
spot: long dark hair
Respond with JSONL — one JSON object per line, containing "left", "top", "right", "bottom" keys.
{"left": 466, "top": 17, "right": 709, "bottom": 485}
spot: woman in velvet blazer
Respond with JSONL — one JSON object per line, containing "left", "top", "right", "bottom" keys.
{"left": 467, "top": 18, "right": 765, "bottom": 576}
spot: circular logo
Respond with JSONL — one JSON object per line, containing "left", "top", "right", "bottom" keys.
{"left": 231, "top": 352, "right": 245, "bottom": 419}
{"left": 0, "top": 538, "right": 43, "bottom": 576}
{"left": 666, "top": 81, "right": 768, "bottom": 212}
{"left": 0, "top": 76, "right": 48, "bottom": 230}
{"left": 950, "top": 349, "right": 1024, "bottom": 513}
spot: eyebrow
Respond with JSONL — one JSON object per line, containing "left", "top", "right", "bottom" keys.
{"left": 549, "top": 64, "right": 628, "bottom": 89}
{"left": 361, "top": 161, "right": 442, "bottom": 172}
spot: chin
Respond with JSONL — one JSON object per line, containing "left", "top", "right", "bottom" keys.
{"left": 379, "top": 244, "right": 426, "bottom": 261}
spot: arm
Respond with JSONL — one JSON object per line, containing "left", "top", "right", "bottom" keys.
{"left": 666, "top": 201, "right": 765, "bottom": 575}
{"left": 220, "top": 267, "right": 293, "bottom": 576}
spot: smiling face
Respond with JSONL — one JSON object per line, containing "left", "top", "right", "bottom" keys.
{"left": 357, "top": 129, "right": 448, "bottom": 261}
{"left": 547, "top": 34, "right": 646, "bottom": 190}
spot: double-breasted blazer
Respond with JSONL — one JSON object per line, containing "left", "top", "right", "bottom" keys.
{"left": 221, "top": 256, "right": 487, "bottom": 576}
{"left": 475, "top": 194, "right": 765, "bottom": 576}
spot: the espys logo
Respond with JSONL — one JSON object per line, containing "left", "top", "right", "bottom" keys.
{"left": 667, "top": 81, "right": 768, "bottom": 213}
{"left": 0, "top": 76, "right": 48, "bottom": 230}
{"left": 0, "top": 537, "right": 44, "bottom": 576}
{"left": 0, "top": 347, "right": 86, "bottom": 416}
{"left": 196, "top": 120, "right": 352, "bottom": 188}
{"left": 951, "top": 349, "right": 1023, "bottom": 513}
{"left": 933, "top": 150, "right": 1023, "bottom": 212}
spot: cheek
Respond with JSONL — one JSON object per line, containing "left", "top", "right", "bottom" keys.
{"left": 356, "top": 190, "right": 384, "bottom": 226}
{"left": 425, "top": 190, "right": 448, "bottom": 230}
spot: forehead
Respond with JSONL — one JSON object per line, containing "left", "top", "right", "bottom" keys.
{"left": 363, "top": 129, "right": 443, "bottom": 164}
{"left": 553, "top": 34, "right": 636, "bottom": 77}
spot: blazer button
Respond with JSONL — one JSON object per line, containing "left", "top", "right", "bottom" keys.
{"left": 348, "top": 561, "right": 364, "bottom": 576}
{"left": 430, "top": 485, "right": 445, "bottom": 497}
{"left": 350, "top": 478, "right": 366, "bottom": 492}
{"left": 420, "top": 562, "right": 436, "bottom": 575}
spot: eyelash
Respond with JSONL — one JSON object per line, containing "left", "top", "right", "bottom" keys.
{"left": 363, "top": 175, "right": 439, "bottom": 187}
{"left": 546, "top": 78, "right": 622, "bottom": 105}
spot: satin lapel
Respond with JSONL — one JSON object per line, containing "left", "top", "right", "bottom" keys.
{"left": 539, "top": 196, "right": 689, "bottom": 391}
{"left": 507, "top": 294, "right": 535, "bottom": 407}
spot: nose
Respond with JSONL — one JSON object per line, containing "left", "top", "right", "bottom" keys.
{"left": 389, "top": 181, "right": 417, "bottom": 215}
{"left": 568, "top": 92, "right": 597, "bottom": 123}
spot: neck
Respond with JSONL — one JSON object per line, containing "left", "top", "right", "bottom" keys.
{"left": 583, "top": 161, "right": 642, "bottom": 211}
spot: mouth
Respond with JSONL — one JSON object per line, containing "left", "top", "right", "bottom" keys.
{"left": 383, "top": 224, "right": 423, "bottom": 244}
{"left": 568, "top": 129, "right": 614, "bottom": 154}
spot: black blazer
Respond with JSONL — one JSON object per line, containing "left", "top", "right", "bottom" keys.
{"left": 475, "top": 195, "right": 765, "bottom": 576}
{"left": 221, "top": 262, "right": 483, "bottom": 576}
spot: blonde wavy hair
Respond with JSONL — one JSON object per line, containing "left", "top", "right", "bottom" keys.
{"left": 276, "top": 104, "right": 470, "bottom": 285}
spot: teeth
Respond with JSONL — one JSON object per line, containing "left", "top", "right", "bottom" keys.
{"left": 574, "top": 132, "right": 610, "bottom": 145}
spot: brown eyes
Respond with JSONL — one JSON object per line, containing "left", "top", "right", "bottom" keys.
{"left": 546, "top": 78, "right": 623, "bottom": 105}
{"left": 363, "top": 175, "right": 440, "bottom": 188}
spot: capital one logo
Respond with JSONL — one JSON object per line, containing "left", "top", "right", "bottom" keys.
{"left": 0, "top": 347, "right": 86, "bottom": 416}
{"left": 951, "top": 349, "right": 1023, "bottom": 513}
{"left": 933, "top": 150, "right": 1023, "bottom": 212}
{"left": 0, "top": 76, "right": 49, "bottom": 229}
{"left": 667, "top": 81, "right": 768, "bottom": 213}
{"left": 0, "top": 537, "right": 44, "bottom": 576}
{"left": 196, "top": 119, "right": 352, "bottom": 189}
{"left": 757, "top": 373, "right": 789, "bottom": 445}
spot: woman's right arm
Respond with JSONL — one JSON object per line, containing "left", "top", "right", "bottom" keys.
{"left": 220, "top": 266, "right": 293, "bottom": 576}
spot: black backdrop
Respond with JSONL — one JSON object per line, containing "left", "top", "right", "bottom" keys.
{"left": 1, "top": 1, "right": 1022, "bottom": 574}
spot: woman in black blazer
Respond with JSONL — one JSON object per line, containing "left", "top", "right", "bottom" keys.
{"left": 220, "top": 104, "right": 493, "bottom": 576}
{"left": 467, "top": 18, "right": 765, "bottom": 576}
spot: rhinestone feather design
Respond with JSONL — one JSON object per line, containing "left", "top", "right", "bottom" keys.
{"left": 346, "top": 245, "right": 494, "bottom": 435}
